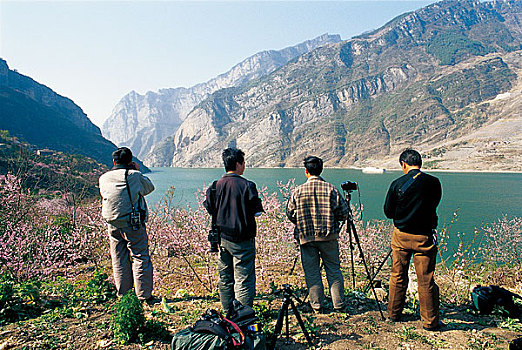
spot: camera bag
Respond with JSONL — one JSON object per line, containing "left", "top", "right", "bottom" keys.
{"left": 171, "top": 306, "right": 266, "bottom": 350}
{"left": 471, "top": 285, "right": 522, "bottom": 318}
{"left": 171, "top": 309, "right": 245, "bottom": 350}
{"left": 226, "top": 300, "right": 266, "bottom": 350}
{"left": 226, "top": 300, "right": 259, "bottom": 329}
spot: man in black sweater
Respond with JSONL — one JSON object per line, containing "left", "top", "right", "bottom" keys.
{"left": 384, "top": 149, "right": 442, "bottom": 331}
{"left": 204, "top": 148, "right": 264, "bottom": 311}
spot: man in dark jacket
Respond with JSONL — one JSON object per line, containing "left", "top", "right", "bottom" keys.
{"left": 203, "top": 148, "right": 264, "bottom": 310}
{"left": 384, "top": 149, "right": 442, "bottom": 331}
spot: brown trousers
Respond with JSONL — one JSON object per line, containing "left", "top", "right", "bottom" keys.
{"left": 108, "top": 224, "right": 153, "bottom": 300}
{"left": 388, "top": 228, "right": 440, "bottom": 329}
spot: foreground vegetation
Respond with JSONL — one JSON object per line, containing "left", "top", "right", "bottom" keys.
{"left": 0, "top": 145, "right": 520, "bottom": 349}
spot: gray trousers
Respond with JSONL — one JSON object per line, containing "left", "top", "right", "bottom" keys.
{"left": 108, "top": 224, "right": 153, "bottom": 300}
{"left": 300, "top": 239, "right": 345, "bottom": 310}
{"left": 218, "top": 238, "right": 256, "bottom": 311}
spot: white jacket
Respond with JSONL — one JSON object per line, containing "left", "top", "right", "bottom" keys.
{"left": 99, "top": 168, "right": 155, "bottom": 227}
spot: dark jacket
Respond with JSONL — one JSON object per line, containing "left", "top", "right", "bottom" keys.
{"left": 203, "top": 173, "right": 264, "bottom": 242}
{"left": 384, "top": 169, "right": 442, "bottom": 235}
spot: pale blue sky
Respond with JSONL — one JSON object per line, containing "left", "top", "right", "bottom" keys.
{"left": 0, "top": 1, "right": 435, "bottom": 127}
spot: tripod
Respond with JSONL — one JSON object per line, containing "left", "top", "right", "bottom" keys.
{"left": 344, "top": 190, "right": 386, "bottom": 320}
{"left": 268, "top": 284, "right": 314, "bottom": 350}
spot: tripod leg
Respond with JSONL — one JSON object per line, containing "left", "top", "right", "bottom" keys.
{"left": 269, "top": 297, "right": 290, "bottom": 350}
{"left": 285, "top": 306, "right": 289, "bottom": 342}
{"left": 350, "top": 221, "right": 386, "bottom": 320}
{"left": 364, "top": 248, "right": 392, "bottom": 294}
{"left": 289, "top": 299, "right": 314, "bottom": 348}
{"left": 348, "top": 219, "right": 356, "bottom": 289}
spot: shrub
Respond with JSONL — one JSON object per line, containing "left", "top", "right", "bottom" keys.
{"left": 111, "top": 290, "right": 146, "bottom": 344}
{"left": 0, "top": 273, "right": 42, "bottom": 325}
{"left": 110, "top": 290, "right": 169, "bottom": 345}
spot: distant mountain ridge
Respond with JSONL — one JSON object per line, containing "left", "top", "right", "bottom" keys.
{"left": 0, "top": 59, "right": 147, "bottom": 170}
{"left": 148, "top": 0, "right": 522, "bottom": 171}
{"left": 102, "top": 34, "right": 342, "bottom": 159}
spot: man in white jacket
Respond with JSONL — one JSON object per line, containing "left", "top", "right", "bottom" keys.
{"left": 99, "top": 147, "right": 155, "bottom": 302}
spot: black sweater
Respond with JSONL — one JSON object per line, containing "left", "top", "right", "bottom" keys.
{"left": 204, "top": 173, "right": 264, "bottom": 242}
{"left": 384, "top": 169, "right": 442, "bottom": 235}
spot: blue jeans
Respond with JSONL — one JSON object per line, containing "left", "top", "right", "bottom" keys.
{"left": 218, "top": 238, "right": 256, "bottom": 311}
{"left": 300, "top": 240, "right": 345, "bottom": 310}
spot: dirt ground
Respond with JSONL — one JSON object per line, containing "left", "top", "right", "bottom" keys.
{"left": 1, "top": 294, "right": 521, "bottom": 350}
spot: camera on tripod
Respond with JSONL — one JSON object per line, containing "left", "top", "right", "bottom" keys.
{"left": 341, "top": 181, "right": 358, "bottom": 192}
{"left": 208, "top": 225, "right": 221, "bottom": 253}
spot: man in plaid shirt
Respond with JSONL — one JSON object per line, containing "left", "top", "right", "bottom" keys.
{"left": 286, "top": 156, "right": 349, "bottom": 312}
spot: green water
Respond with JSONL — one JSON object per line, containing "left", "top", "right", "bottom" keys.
{"left": 146, "top": 167, "right": 522, "bottom": 237}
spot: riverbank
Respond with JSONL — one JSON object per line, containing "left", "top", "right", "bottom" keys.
{"left": 1, "top": 263, "right": 520, "bottom": 350}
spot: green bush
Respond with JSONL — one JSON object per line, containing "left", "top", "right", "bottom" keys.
{"left": 0, "top": 273, "right": 42, "bottom": 325}
{"left": 85, "top": 270, "right": 117, "bottom": 303}
{"left": 110, "top": 290, "right": 170, "bottom": 344}
{"left": 111, "top": 290, "right": 146, "bottom": 344}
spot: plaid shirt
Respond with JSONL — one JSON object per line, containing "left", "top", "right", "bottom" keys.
{"left": 286, "top": 176, "right": 349, "bottom": 244}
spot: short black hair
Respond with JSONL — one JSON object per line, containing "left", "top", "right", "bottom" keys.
{"left": 113, "top": 147, "right": 133, "bottom": 165}
{"left": 222, "top": 148, "right": 245, "bottom": 172}
{"left": 304, "top": 156, "right": 323, "bottom": 176}
{"left": 399, "top": 149, "right": 422, "bottom": 167}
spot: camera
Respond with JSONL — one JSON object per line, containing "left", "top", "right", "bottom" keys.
{"left": 341, "top": 181, "right": 358, "bottom": 192}
{"left": 130, "top": 210, "right": 141, "bottom": 230}
{"left": 208, "top": 226, "right": 221, "bottom": 253}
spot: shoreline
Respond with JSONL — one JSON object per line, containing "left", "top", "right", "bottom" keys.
{"left": 147, "top": 166, "right": 522, "bottom": 175}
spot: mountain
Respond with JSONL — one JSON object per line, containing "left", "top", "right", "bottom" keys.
{"left": 102, "top": 34, "right": 342, "bottom": 159}
{"left": 148, "top": 0, "right": 522, "bottom": 171}
{"left": 0, "top": 59, "right": 148, "bottom": 170}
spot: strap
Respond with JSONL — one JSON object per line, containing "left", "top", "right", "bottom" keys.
{"left": 222, "top": 317, "right": 245, "bottom": 346}
{"left": 209, "top": 180, "right": 218, "bottom": 227}
{"left": 124, "top": 169, "right": 136, "bottom": 212}
{"left": 398, "top": 171, "right": 422, "bottom": 196}
{"left": 192, "top": 320, "right": 232, "bottom": 342}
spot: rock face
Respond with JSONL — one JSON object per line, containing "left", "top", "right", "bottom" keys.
{"left": 150, "top": 0, "right": 522, "bottom": 171}
{"left": 102, "top": 34, "right": 342, "bottom": 159}
{"left": 0, "top": 59, "right": 147, "bottom": 169}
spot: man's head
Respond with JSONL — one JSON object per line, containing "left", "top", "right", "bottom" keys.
{"left": 399, "top": 149, "right": 422, "bottom": 173}
{"left": 304, "top": 156, "right": 323, "bottom": 176}
{"left": 112, "top": 147, "right": 133, "bottom": 165}
{"left": 222, "top": 148, "right": 245, "bottom": 174}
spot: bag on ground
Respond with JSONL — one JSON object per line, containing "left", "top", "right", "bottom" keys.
{"left": 471, "top": 285, "right": 521, "bottom": 318}
{"left": 171, "top": 305, "right": 266, "bottom": 350}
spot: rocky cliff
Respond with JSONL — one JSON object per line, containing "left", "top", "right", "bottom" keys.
{"left": 102, "top": 34, "right": 342, "bottom": 159}
{"left": 0, "top": 59, "right": 147, "bottom": 169}
{"left": 149, "top": 0, "right": 522, "bottom": 171}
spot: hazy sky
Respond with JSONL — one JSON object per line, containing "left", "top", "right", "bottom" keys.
{"left": 0, "top": 0, "right": 435, "bottom": 128}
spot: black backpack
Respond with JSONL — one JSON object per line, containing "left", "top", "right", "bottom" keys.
{"left": 171, "top": 303, "right": 266, "bottom": 350}
{"left": 471, "top": 285, "right": 522, "bottom": 318}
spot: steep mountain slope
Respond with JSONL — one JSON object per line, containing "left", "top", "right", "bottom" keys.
{"left": 0, "top": 59, "right": 146, "bottom": 170}
{"left": 150, "top": 0, "right": 522, "bottom": 171}
{"left": 102, "top": 34, "right": 342, "bottom": 159}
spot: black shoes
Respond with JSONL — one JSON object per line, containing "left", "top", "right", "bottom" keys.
{"left": 388, "top": 315, "right": 402, "bottom": 322}
{"left": 423, "top": 321, "right": 445, "bottom": 331}
{"left": 142, "top": 296, "right": 160, "bottom": 306}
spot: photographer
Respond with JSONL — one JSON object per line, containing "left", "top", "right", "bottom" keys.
{"left": 286, "top": 156, "right": 349, "bottom": 312}
{"left": 99, "top": 147, "right": 155, "bottom": 303}
{"left": 203, "top": 148, "right": 264, "bottom": 311}
{"left": 384, "top": 149, "right": 442, "bottom": 331}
